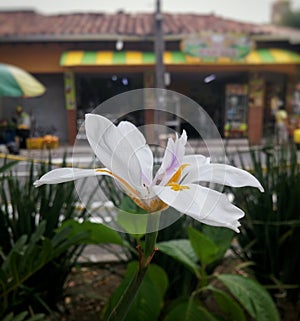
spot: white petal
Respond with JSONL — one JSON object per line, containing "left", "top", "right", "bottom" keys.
{"left": 117, "top": 121, "right": 153, "bottom": 185}
{"left": 85, "top": 114, "right": 119, "bottom": 166}
{"left": 117, "top": 121, "right": 145, "bottom": 145}
{"left": 182, "top": 163, "right": 264, "bottom": 192}
{"left": 85, "top": 114, "right": 146, "bottom": 190}
{"left": 153, "top": 184, "right": 244, "bottom": 232}
{"left": 153, "top": 130, "right": 187, "bottom": 185}
{"left": 181, "top": 154, "right": 210, "bottom": 182}
{"left": 183, "top": 154, "right": 210, "bottom": 166}
{"left": 34, "top": 167, "right": 112, "bottom": 187}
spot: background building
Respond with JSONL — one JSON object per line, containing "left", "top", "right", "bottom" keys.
{"left": 271, "top": 0, "right": 291, "bottom": 24}
{"left": 0, "top": 10, "right": 300, "bottom": 144}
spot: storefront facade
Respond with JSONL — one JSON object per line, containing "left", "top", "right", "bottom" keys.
{"left": 60, "top": 48, "right": 300, "bottom": 143}
{"left": 0, "top": 11, "right": 300, "bottom": 145}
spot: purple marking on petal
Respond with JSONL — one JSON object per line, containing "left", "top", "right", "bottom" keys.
{"left": 142, "top": 172, "right": 151, "bottom": 186}
{"left": 152, "top": 130, "right": 187, "bottom": 186}
{"left": 165, "top": 152, "right": 180, "bottom": 176}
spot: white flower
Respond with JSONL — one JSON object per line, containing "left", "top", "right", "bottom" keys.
{"left": 34, "top": 114, "right": 264, "bottom": 232}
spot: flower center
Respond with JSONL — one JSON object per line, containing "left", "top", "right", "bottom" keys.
{"left": 132, "top": 196, "right": 168, "bottom": 212}
{"left": 168, "top": 183, "right": 190, "bottom": 191}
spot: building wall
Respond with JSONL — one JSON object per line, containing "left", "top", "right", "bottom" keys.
{"left": 271, "top": 0, "right": 291, "bottom": 24}
{"left": 0, "top": 43, "right": 66, "bottom": 73}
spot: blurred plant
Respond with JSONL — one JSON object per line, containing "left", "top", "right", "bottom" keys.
{"left": 2, "top": 311, "right": 45, "bottom": 321}
{"left": 103, "top": 225, "right": 279, "bottom": 321}
{"left": 0, "top": 159, "right": 86, "bottom": 313}
{"left": 279, "top": 9, "right": 300, "bottom": 29}
{"left": 231, "top": 144, "right": 300, "bottom": 301}
{"left": 0, "top": 158, "right": 125, "bottom": 318}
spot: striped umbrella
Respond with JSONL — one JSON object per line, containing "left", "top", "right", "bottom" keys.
{"left": 0, "top": 63, "right": 46, "bottom": 97}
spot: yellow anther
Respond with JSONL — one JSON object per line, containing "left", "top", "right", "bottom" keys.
{"left": 167, "top": 163, "right": 190, "bottom": 185}
{"left": 168, "top": 183, "right": 190, "bottom": 191}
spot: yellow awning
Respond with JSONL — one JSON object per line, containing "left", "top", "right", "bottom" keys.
{"left": 60, "top": 49, "right": 300, "bottom": 66}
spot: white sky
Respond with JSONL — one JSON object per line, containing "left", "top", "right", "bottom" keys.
{"left": 0, "top": 0, "right": 300, "bottom": 24}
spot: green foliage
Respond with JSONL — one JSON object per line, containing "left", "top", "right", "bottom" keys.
{"left": 100, "top": 150, "right": 281, "bottom": 320}
{"left": 156, "top": 226, "right": 280, "bottom": 321}
{"left": 2, "top": 311, "right": 45, "bottom": 321}
{"left": 280, "top": 10, "right": 300, "bottom": 29}
{"left": 153, "top": 215, "right": 203, "bottom": 299}
{"left": 0, "top": 158, "right": 113, "bottom": 317}
{"left": 0, "top": 221, "right": 88, "bottom": 316}
{"left": 157, "top": 240, "right": 199, "bottom": 275}
{"left": 217, "top": 274, "right": 280, "bottom": 321}
{"left": 102, "top": 262, "right": 168, "bottom": 321}
{"left": 201, "top": 225, "right": 234, "bottom": 259}
{"left": 187, "top": 227, "right": 220, "bottom": 267}
{"left": 232, "top": 144, "right": 300, "bottom": 297}
{"left": 163, "top": 299, "right": 219, "bottom": 321}
{"left": 58, "top": 220, "right": 124, "bottom": 245}
{"left": 209, "top": 287, "right": 246, "bottom": 321}
{"left": 0, "top": 159, "right": 20, "bottom": 176}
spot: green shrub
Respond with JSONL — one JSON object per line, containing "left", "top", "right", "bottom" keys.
{"left": 0, "top": 159, "right": 91, "bottom": 316}
{"left": 104, "top": 226, "right": 280, "bottom": 321}
{"left": 232, "top": 144, "right": 300, "bottom": 300}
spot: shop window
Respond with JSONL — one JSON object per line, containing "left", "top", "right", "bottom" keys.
{"left": 224, "top": 84, "right": 248, "bottom": 138}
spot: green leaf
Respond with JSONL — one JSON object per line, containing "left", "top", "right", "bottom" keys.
{"left": 146, "top": 262, "right": 169, "bottom": 295}
{"left": 102, "top": 261, "right": 137, "bottom": 320}
{"left": 187, "top": 228, "right": 219, "bottom": 266}
{"left": 0, "top": 159, "right": 19, "bottom": 174}
{"left": 1, "top": 312, "right": 45, "bottom": 321}
{"left": 2, "top": 312, "right": 14, "bottom": 321}
{"left": 201, "top": 225, "right": 234, "bottom": 259}
{"left": 29, "top": 221, "right": 46, "bottom": 244}
{"left": 25, "top": 315, "right": 46, "bottom": 321}
{"left": 2, "top": 235, "right": 27, "bottom": 270}
{"left": 209, "top": 286, "right": 246, "bottom": 321}
{"left": 163, "top": 299, "right": 219, "bottom": 321}
{"left": 12, "top": 312, "right": 29, "bottom": 321}
{"left": 157, "top": 240, "right": 200, "bottom": 276}
{"left": 125, "top": 263, "right": 168, "bottom": 321}
{"left": 58, "top": 219, "right": 124, "bottom": 245}
{"left": 102, "top": 261, "right": 168, "bottom": 321}
{"left": 217, "top": 274, "right": 280, "bottom": 321}
{"left": 2, "top": 312, "right": 27, "bottom": 321}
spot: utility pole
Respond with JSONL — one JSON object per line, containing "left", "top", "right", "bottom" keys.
{"left": 144, "top": 0, "right": 165, "bottom": 142}
{"left": 154, "top": 0, "right": 165, "bottom": 89}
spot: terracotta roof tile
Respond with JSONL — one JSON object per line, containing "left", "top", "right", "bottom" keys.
{"left": 0, "top": 10, "right": 299, "bottom": 39}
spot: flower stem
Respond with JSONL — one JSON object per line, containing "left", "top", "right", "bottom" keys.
{"left": 106, "top": 213, "right": 160, "bottom": 321}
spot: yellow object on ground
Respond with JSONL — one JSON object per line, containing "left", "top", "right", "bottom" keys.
{"left": 26, "top": 137, "right": 44, "bottom": 149}
{"left": 293, "top": 129, "right": 300, "bottom": 144}
{"left": 26, "top": 136, "right": 59, "bottom": 149}
{"left": 43, "top": 135, "right": 59, "bottom": 149}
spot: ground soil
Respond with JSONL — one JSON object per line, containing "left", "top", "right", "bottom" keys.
{"left": 51, "top": 264, "right": 125, "bottom": 321}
